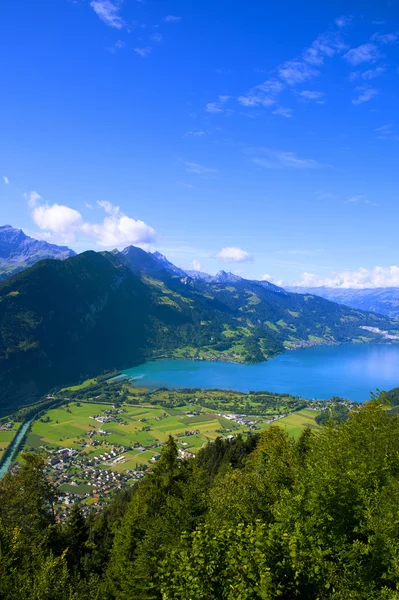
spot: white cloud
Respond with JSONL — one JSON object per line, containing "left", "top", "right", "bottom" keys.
{"left": 375, "top": 123, "right": 399, "bottom": 140}
{"left": 32, "top": 204, "right": 83, "bottom": 242}
{"left": 231, "top": 21, "right": 347, "bottom": 113}
{"left": 30, "top": 197, "right": 156, "bottom": 248}
{"left": 90, "top": 0, "right": 124, "bottom": 29}
{"left": 185, "top": 131, "right": 206, "bottom": 137}
{"left": 370, "top": 31, "right": 399, "bottom": 44}
{"left": 151, "top": 33, "right": 163, "bottom": 42}
{"left": 163, "top": 15, "right": 182, "bottom": 22}
{"left": 352, "top": 87, "right": 378, "bottom": 104}
{"left": 183, "top": 162, "right": 217, "bottom": 175}
{"left": 26, "top": 191, "right": 41, "bottom": 208}
{"left": 190, "top": 260, "right": 204, "bottom": 272}
{"left": 82, "top": 202, "right": 156, "bottom": 247}
{"left": 237, "top": 79, "right": 283, "bottom": 107}
{"left": 97, "top": 199, "right": 119, "bottom": 216}
{"left": 215, "top": 247, "right": 253, "bottom": 263}
{"left": 3, "top": 176, "right": 9, "bottom": 184}
{"left": 272, "top": 106, "right": 293, "bottom": 118}
{"left": 278, "top": 60, "right": 319, "bottom": 85}
{"left": 206, "top": 95, "right": 231, "bottom": 113}
{"left": 134, "top": 47, "right": 151, "bottom": 58}
{"left": 344, "top": 43, "right": 382, "bottom": 65}
{"left": 107, "top": 40, "right": 125, "bottom": 53}
{"left": 85, "top": 202, "right": 93, "bottom": 209}
{"left": 176, "top": 181, "right": 194, "bottom": 188}
{"left": 347, "top": 194, "right": 378, "bottom": 206}
{"left": 335, "top": 16, "right": 352, "bottom": 28}
{"left": 295, "top": 266, "right": 399, "bottom": 289}
{"left": 349, "top": 66, "right": 386, "bottom": 81}
{"left": 251, "top": 149, "right": 322, "bottom": 169}
{"left": 261, "top": 273, "right": 285, "bottom": 286}
{"left": 298, "top": 89, "right": 325, "bottom": 102}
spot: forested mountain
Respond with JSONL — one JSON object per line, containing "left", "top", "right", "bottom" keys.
{"left": 2, "top": 398, "right": 399, "bottom": 599}
{"left": 0, "top": 225, "right": 75, "bottom": 280}
{"left": 0, "top": 248, "right": 398, "bottom": 413}
{"left": 288, "top": 286, "right": 399, "bottom": 319}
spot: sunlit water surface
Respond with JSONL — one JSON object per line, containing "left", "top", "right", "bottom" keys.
{"left": 122, "top": 344, "right": 399, "bottom": 402}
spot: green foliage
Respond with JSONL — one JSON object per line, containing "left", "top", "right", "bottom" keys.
{"left": 3, "top": 395, "right": 399, "bottom": 598}
{"left": 1, "top": 250, "right": 397, "bottom": 414}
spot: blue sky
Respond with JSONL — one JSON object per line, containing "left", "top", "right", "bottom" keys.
{"left": 1, "top": 0, "right": 398, "bottom": 287}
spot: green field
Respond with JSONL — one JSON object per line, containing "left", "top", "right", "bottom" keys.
{"left": 0, "top": 422, "right": 22, "bottom": 458}
{"left": 21, "top": 399, "right": 321, "bottom": 470}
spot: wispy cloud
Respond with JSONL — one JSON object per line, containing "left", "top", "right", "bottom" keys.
{"left": 190, "top": 259, "right": 204, "bottom": 271}
{"left": 106, "top": 39, "right": 125, "bottom": 53}
{"left": 344, "top": 42, "right": 382, "bottom": 65}
{"left": 352, "top": 87, "right": 378, "bottom": 104}
{"left": 3, "top": 176, "right": 9, "bottom": 184}
{"left": 335, "top": 15, "right": 353, "bottom": 28}
{"left": 206, "top": 95, "right": 231, "bottom": 113}
{"left": 90, "top": 0, "right": 124, "bottom": 29}
{"left": 163, "top": 15, "right": 182, "bottom": 23}
{"left": 297, "top": 89, "right": 325, "bottom": 103}
{"left": 347, "top": 194, "right": 378, "bottom": 206}
{"left": 315, "top": 190, "right": 335, "bottom": 200}
{"left": 251, "top": 149, "right": 323, "bottom": 169}
{"left": 184, "top": 131, "right": 206, "bottom": 137}
{"left": 25, "top": 191, "right": 41, "bottom": 208}
{"left": 272, "top": 106, "right": 293, "bottom": 118}
{"left": 134, "top": 47, "right": 151, "bottom": 57}
{"left": 277, "top": 60, "right": 318, "bottom": 85}
{"left": 177, "top": 181, "right": 194, "bottom": 188}
{"left": 371, "top": 31, "right": 399, "bottom": 44}
{"left": 184, "top": 162, "right": 218, "bottom": 175}
{"left": 375, "top": 123, "right": 399, "bottom": 141}
{"left": 212, "top": 18, "right": 349, "bottom": 115}
{"left": 151, "top": 33, "right": 163, "bottom": 42}
{"left": 237, "top": 79, "right": 283, "bottom": 107}
{"left": 349, "top": 66, "right": 386, "bottom": 80}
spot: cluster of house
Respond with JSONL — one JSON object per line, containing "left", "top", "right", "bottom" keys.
{"left": 44, "top": 444, "right": 147, "bottom": 521}
{"left": 0, "top": 421, "right": 14, "bottom": 431}
{"left": 184, "top": 429, "right": 201, "bottom": 437}
{"left": 218, "top": 413, "right": 263, "bottom": 427}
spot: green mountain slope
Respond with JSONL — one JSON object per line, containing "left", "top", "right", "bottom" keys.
{"left": 0, "top": 250, "right": 398, "bottom": 413}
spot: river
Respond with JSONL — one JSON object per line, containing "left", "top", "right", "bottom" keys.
{"left": 122, "top": 343, "right": 399, "bottom": 403}
{"left": 0, "top": 420, "right": 31, "bottom": 479}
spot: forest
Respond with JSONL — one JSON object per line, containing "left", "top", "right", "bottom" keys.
{"left": 1, "top": 396, "right": 399, "bottom": 599}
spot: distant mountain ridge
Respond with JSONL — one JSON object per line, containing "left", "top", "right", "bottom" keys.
{"left": 0, "top": 225, "right": 76, "bottom": 280}
{"left": 288, "top": 286, "right": 399, "bottom": 320}
{"left": 1, "top": 245, "right": 398, "bottom": 414}
{"left": 185, "top": 268, "right": 286, "bottom": 292}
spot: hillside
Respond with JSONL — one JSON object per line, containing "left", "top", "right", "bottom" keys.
{"left": 287, "top": 285, "right": 399, "bottom": 319}
{"left": 0, "top": 225, "right": 75, "bottom": 280}
{"left": 0, "top": 248, "right": 398, "bottom": 413}
{"left": 1, "top": 399, "right": 399, "bottom": 599}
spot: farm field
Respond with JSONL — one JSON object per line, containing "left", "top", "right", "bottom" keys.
{"left": 0, "top": 422, "right": 22, "bottom": 459}
{"left": 21, "top": 400, "right": 321, "bottom": 470}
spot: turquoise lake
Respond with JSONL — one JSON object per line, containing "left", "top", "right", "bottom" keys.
{"left": 123, "top": 343, "right": 399, "bottom": 403}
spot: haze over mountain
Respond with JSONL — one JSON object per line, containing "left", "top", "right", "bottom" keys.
{"left": 0, "top": 246, "right": 397, "bottom": 414}
{"left": 0, "top": 225, "right": 76, "bottom": 280}
{"left": 288, "top": 287, "right": 399, "bottom": 320}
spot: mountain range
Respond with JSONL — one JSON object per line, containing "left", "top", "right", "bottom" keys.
{"left": 0, "top": 240, "right": 398, "bottom": 414}
{"left": 288, "top": 287, "right": 399, "bottom": 320}
{"left": 0, "top": 225, "right": 76, "bottom": 280}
